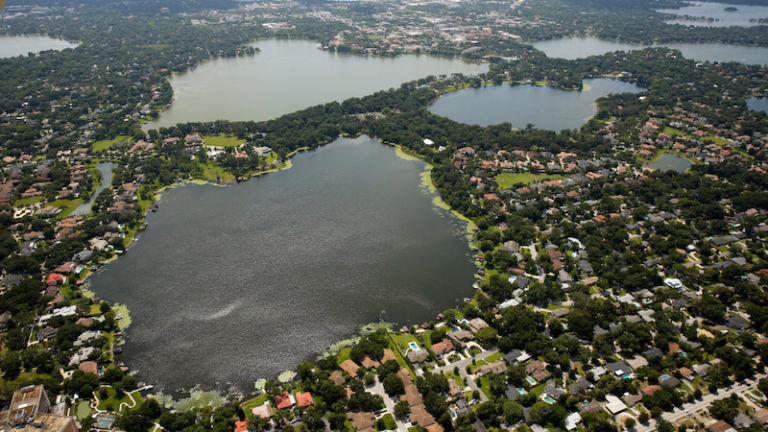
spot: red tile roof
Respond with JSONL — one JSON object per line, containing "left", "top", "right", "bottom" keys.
{"left": 295, "top": 392, "right": 314, "bottom": 407}
{"left": 274, "top": 392, "right": 294, "bottom": 410}
{"left": 234, "top": 420, "right": 248, "bottom": 432}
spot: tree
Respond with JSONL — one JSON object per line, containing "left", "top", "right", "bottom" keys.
{"left": 383, "top": 373, "right": 404, "bottom": 397}
{"left": 709, "top": 396, "right": 740, "bottom": 423}
{"left": 657, "top": 420, "right": 674, "bottom": 432}
{"left": 624, "top": 418, "right": 636, "bottom": 429}
{"left": 638, "top": 412, "right": 649, "bottom": 424}
{"left": 394, "top": 401, "right": 410, "bottom": 420}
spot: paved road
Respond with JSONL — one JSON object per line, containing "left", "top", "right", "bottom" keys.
{"left": 635, "top": 375, "right": 765, "bottom": 432}
{"left": 369, "top": 376, "right": 409, "bottom": 432}
{"left": 433, "top": 348, "right": 499, "bottom": 403}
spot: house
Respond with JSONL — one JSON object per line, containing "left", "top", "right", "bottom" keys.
{"left": 79, "top": 361, "right": 98, "bottom": 375}
{"left": 623, "top": 393, "right": 643, "bottom": 407}
{"left": 234, "top": 420, "right": 248, "bottom": 432}
{"left": 46, "top": 273, "right": 64, "bottom": 285}
{"left": 606, "top": 361, "right": 632, "bottom": 377}
{"left": 604, "top": 395, "right": 627, "bottom": 414}
{"left": 678, "top": 367, "right": 694, "bottom": 381}
{"left": 708, "top": 420, "right": 737, "bottom": 432}
{"left": 568, "top": 378, "right": 592, "bottom": 396}
{"left": 361, "top": 356, "right": 380, "bottom": 369}
{"left": 565, "top": 413, "right": 582, "bottom": 431}
{"left": 330, "top": 370, "right": 345, "bottom": 386}
{"left": 340, "top": 360, "right": 360, "bottom": 377}
{"left": 274, "top": 392, "right": 295, "bottom": 410}
{"left": 295, "top": 392, "right": 314, "bottom": 407}
{"left": 545, "top": 380, "right": 566, "bottom": 400}
{"left": 447, "top": 329, "right": 475, "bottom": 345}
{"left": 468, "top": 318, "right": 489, "bottom": 333}
{"left": 626, "top": 355, "right": 648, "bottom": 370}
{"left": 504, "top": 350, "right": 531, "bottom": 364}
{"left": 431, "top": 339, "right": 454, "bottom": 356}
{"left": 251, "top": 403, "right": 273, "bottom": 419}
{"left": 410, "top": 404, "right": 437, "bottom": 429}
{"left": 407, "top": 349, "right": 429, "bottom": 363}
{"left": 37, "top": 327, "right": 58, "bottom": 342}
{"left": 526, "top": 361, "right": 551, "bottom": 381}
{"left": 401, "top": 384, "right": 423, "bottom": 407}
{"left": 733, "top": 413, "right": 754, "bottom": 429}
{"left": 476, "top": 361, "right": 506, "bottom": 376}
{"left": 347, "top": 411, "right": 375, "bottom": 432}
{"left": 753, "top": 408, "right": 768, "bottom": 425}
{"left": 659, "top": 374, "right": 681, "bottom": 388}
{"left": 641, "top": 385, "right": 662, "bottom": 396}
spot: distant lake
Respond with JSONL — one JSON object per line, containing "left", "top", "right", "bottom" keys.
{"left": 645, "top": 152, "right": 694, "bottom": 172}
{"left": 144, "top": 39, "right": 487, "bottom": 130}
{"left": 531, "top": 37, "right": 768, "bottom": 65}
{"left": 0, "top": 35, "right": 78, "bottom": 58}
{"left": 71, "top": 162, "right": 116, "bottom": 217}
{"left": 89, "top": 136, "right": 475, "bottom": 393}
{"left": 747, "top": 97, "right": 768, "bottom": 113}
{"left": 656, "top": 2, "right": 768, "bottom": 27}
{"left": 427, "top": 78, "right": 643, "bottom": 131}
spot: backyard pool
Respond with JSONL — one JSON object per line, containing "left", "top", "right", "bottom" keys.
{"left": 408, "top": 341, "right": 420, "bottom": 351}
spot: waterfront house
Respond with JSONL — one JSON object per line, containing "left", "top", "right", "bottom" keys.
{"left": 274, "top": 392, "right": 294, "bottom": 410}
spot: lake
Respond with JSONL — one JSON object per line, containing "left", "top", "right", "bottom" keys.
{"left": 645, "top": 152, "right": 694, "bottom": 172}
{"left": 656, "top": 2, "right": 768, "bottom": 27}
{"left": 88, "top": 136, "right": 475, "bottom": 393}
{"left": 427, "top": 78, "right": 643, "bottom": 131}
{"left": 144, "top": 39, "right": 487, "bottom": 130}
{"left": 747, "top": 97, "right": 768, "bottom": 114}
{"left": 0, "top": 35, "right": 78, "bottom": 58}
{"left": 71, "top": 162, "right": 116, "bottom": 217}
{"left": 531, "top": 37, "right": 768, "bottom": 65}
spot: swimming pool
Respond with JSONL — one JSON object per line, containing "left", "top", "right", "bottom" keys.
{"left": 408, "top": 341, "right": 420, "bottom": 351}
{"left": 526, "top": 376, "right": 537, "bottom": 386}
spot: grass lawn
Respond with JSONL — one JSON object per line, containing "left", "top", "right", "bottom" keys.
{"left": 484, "top": 352, "right": 503, "bottom": 363}
{"left": 529, "top": 383, "right": 546, "bottom": 397}
{"left": 89, "top": 304, "right": 101, "bottom": 315}
{"left": 92, "top": 136, "right": 133, "bottom": 153}
{"left": 378, "top": 414, "right": 397, "bottom": 430}
{"left": 75, "top": 401, "right": 93, "bottom": 420}
{"left": 663, "top": 127, "right": 689, "bottom": 137}
{"left": 468, "top": 359, "right": 489, "bottom": 373}
{"left": 95, "top": 387, "right": 141, "bottom": 413}
{"left": 445, "top": 371, "right": 465, "bottom": 387}
{"left": 390, "top": 334, "right": 420, "bottom": 354}
{"left": 241, "top": 394, "right": 269, "bottom": 417}
{"left": 386, "top": 340, "right": 412, "bottom": 372}
{"left": 13, "top": 196, "right": 44, "bottom": 207}
{"left": 199, "top": 162, "right": 235, "bottom": 182}
{"left": 203, "top": 134, "right": 245, "bottom": 147}
{"left": 495, "top": 173, "right": 564, "bottom": 189}
{"left": 49, "top": 198, "right": 85, "bottom": 218}
{"left": 479, "top": 376, "right": 492, "bottom": 399}
{"left": 703, "top": 136, "right": 730, "bottom": 146}
{"left": 337, "top": 348, "right": 352, "bottom": 365}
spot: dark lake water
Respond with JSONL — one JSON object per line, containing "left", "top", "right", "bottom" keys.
{"left": 427, "top": 78, "right": 643, "bottom": 131}
{"left": 656, "top": 2, "right": 768, "bottom": 26}
{"left": 645, "top": 152, "right": 694, "bottom": 172}
{"left": 747, "top": 97, "right": 768, "bottom": 114}
{"left": 531, "top": 37, "right": 768, "bottom": 65}
{"left": 0, "top": 35, "right": 78, "bottom": 58}
{"left": 89, "top": 136, "right": 475, "bottom": 393}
